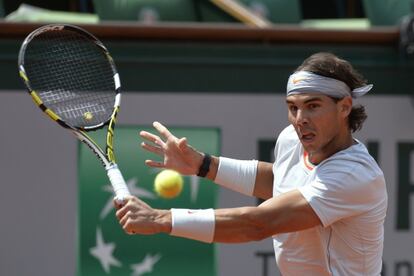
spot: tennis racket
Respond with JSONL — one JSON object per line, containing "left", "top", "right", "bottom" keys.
{"left": 18, "top": 24, "right": 130, "bottom": 202}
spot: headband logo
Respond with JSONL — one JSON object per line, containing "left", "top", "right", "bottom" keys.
{"left": 292, "top": 77, "right": 307, "bottom": 84}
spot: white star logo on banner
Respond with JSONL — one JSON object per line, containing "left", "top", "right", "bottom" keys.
{"left": 100, "top": 177, "right": 156, "bottom": 220}
{"left": 130, "top": 253, "right": 162, "bottom": 276}
{"left": 89, "top": 227, "right": 122, "bottom": 273}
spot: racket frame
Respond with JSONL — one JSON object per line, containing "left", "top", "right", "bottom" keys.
{"left": 18, "top": 24, "right": 130, "bottom": 200}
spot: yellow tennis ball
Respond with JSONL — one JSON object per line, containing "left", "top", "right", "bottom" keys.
{"left": 154, "top": 170, "right": 183, "bottom": 199}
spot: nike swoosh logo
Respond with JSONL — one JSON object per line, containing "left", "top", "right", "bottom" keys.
{"left": 292, "top": 77, "right": 306, "bottom": 84}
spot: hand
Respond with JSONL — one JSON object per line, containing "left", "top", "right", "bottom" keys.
{"left": 115, "top": 196, "right": 171, "bottom": 235}
{"left": 140, "top": 121, "right": 203, "bottom": 175}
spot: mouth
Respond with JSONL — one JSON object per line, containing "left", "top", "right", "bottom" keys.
{"left": 299, "top": 131, "right": 316, "bottom": 144}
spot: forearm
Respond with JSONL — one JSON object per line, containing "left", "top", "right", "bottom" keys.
{"left": 213, "top": 206, "right": 272, "bottom": 243}
{"left": 166, "top": 190, "right": 321, "bottom": 243}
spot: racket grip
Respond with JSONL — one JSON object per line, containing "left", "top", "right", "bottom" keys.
{"left": 106, "top": 164, "right": 131, "bottom": 204}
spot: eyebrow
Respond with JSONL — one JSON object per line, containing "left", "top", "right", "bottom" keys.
{"left": 286, "top": 96, "right": 324, "bottom": 105}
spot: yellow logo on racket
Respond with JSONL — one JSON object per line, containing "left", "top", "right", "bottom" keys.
{"left": 83, "top": 112, "right": 94, "bottom": 121}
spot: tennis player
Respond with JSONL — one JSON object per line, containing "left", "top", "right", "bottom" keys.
{"left": 115, "top": 52, "right": 387, "bottom": 275}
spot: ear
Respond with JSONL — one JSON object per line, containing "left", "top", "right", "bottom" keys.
{"left": 339, "top": 96, "right": 352, "bottom": 118}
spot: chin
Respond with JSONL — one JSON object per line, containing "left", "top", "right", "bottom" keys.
{"left": 301, "top": 141, "right": 316, "bottom": 152}
{"left": 304, "top": 148, "right": 316, "bottom": 155}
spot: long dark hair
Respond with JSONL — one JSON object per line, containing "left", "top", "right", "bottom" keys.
{"left": 295, "top": 52, "right": 367, "bottom": 132}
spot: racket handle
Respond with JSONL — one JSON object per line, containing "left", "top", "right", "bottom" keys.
{"left": 106, "top": 164, "right": 131, "bottom": 204}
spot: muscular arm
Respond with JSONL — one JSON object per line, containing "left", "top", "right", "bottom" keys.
{"left": 213, "top": 189, "right": 321, "bottom": 242}
{"left": 116, "top": 189, "right": 322, "bottom": 242}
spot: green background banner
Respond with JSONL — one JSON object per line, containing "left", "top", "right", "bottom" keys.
{"left": 78, "top": 126, "right": 220, "bottom": 276}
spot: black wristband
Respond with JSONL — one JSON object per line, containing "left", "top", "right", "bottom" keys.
{"left": 197, "top": 153, "right": 211, "bottom": 177}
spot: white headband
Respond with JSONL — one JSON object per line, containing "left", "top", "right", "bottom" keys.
{"left": 287, "top": 71, "right": 373, "bottom": 98}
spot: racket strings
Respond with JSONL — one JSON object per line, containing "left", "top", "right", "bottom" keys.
{"left": 23, "top": 29, "right": 117, "bottom": 128}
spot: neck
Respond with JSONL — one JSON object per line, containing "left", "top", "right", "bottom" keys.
{"left": 308, "top": 129, "right": 354, "bottom": 165}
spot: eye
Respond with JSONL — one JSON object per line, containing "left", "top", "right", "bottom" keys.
{"left": 289, "top": 105, "right": 298, "bottom": 113}
{"left": 308, "top": 103, "right": 320, "bottom": 109}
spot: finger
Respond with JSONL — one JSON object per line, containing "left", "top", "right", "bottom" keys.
{"left": 153, "top": 121, "right": 174, "bottom": 140}
{"left": 178, "top": 137, "right": 188, "bottom": 151}
{"left": 139, "top": 130, "right": 156, "bottom": 142}
{"left": 145, "top": 160, "right": 166, "bottom": 168}
{"left": 113, "top": 197, "right": 120, "bottom": 208}
{"left": 141, "top": 142, "right": 163, "bottom": 156}
{"left": 119, "top": 210, "right": 131, "bottom": 226}
{"left": 123, "top": 218, "right": 137, "bottom": 234}
{"left": 115, "top": 204, "right": 129, "bottom": 220}
{"left": 140, "top": 131, "right": 166, "bottom": 147}
{"left": 114, "top": 194, "right": 132, "bottom": 209}
{"left": 124, "top": 221, "right": 136, "bottom": 235}
{"left": 113, "top": 199, "right": 123, "bottom": 210}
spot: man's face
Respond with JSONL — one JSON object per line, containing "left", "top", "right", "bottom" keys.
{"left": 286, "top": 94, "right": 351, "bottom": 161}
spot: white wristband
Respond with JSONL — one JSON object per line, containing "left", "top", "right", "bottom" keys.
{"left": 170, "top": 208, "right": 215, "bottom": 243}
{"left": 214, "top": 157, "right": 258, "bottom": 196}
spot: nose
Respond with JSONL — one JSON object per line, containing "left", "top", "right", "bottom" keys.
{"left": 295, "top": 109, "right": 309, "bottom": 126}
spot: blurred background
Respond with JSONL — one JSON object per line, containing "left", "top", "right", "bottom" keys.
{"left": 1, "top": 0, "right": 412, "bottom": 25}
{"left": 0, "top": 1, "right": 414, "bottom": 276}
